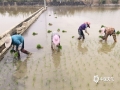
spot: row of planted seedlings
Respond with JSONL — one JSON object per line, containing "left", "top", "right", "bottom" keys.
{"left": 72, "top": 40, "right": 119, "bottom": 89}
{"left": 0, "top": 57, "right": 19, "bottom": 90}
{"left": 65, "top": 48, "right": 93, "bottom": 89}
{"left": 24, "top": 14, "right": 119, "bottom": 90}
{"left": 47, "top": 14, "right": 93, "bottom": 90}
{"left": 23, "top": 53, "right": 52, "bottom": 89}
{"left": 19, "top": 8, "right": 48, "bottom": 89}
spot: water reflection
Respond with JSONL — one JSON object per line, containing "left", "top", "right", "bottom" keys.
{"left": 77, "top": 41, "right": 88, "bottom": 54}
{"left": 13, "top": 59, "right": 27, "bottom": 79}
{"left": 98, "top": 41, "right": 116, "bottom": 54}
{"left": 0, "top": 7, "right": 40, "bottom": 16}
{"left": 48, "top": 6, "right": 120, "bottom": 16}
{"left": 0, "top": 6, "right": 40, "bottom": 34}
{"left": 52, "top": 51, "right": 62, "bottom": 68}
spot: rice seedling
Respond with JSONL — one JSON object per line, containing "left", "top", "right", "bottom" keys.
{"left": 36, "top": 44, "right": 43, "bottom": 49}
{"left": 79, "top": 84, "right": 81, "bottom": 88}
{"left": 57, "top": 28, "right": 60, "bottom": 32}
{"left": 55, "top": 17, "right": 57, "bottom": 18}
{"left": 99, "top": 36, "right": 103, "bottom": 39}
{"left": 57, "top": 45, "right": 62, "bottom": 50}
{"left": 99, "top": 30, "right": 102, "bottom": 33}
{"left": 118, "top": 63, "right": 120, "bottom": 66}
{"left": 101, "top": 25, "right": 105, "bottom": 28}
{"left": 103, "top": 83, "right": 106, "bottom": 86}
{"left": 47, "top": 30, "right": 52, "bottom": 33}
{"left": 87, "top": 83, "right": 89, "bottom": 87}
{"left": 62, "top": 30, "right": 67, "bottom": 33}
{"left": 32, "top": 32, "right": 38, "bottom": 36}
{"left": 116, "top": 31, "right": 120, "bottom": 35}
{"left": 54, "top": 12, "right": 56, "bottom": 14}
{"left": 72, "top": 36, "right": 74, "bottom": 38}
{"left": 14, "top": 52, "right": 18, "bottom": 58}
{"left": 48, "top": 23, "right": 52, "bottom": 26}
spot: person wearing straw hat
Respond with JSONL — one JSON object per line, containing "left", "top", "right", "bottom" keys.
{"left": 51, "top": 31, "right": 60, "bottom": 50}
{"left": 100, "top": 26, "right": 117, "bottom": 42}
{"left": 5, "top": 34, "right": 31, "bottom": 59}
{"left": 78, "top": 22, "right": 90, "bottom": 40}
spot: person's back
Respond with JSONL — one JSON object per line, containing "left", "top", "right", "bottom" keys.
{"left": 100, "top": 26, "right": 116, "bottom": 42}
{"left": 105, "top": 27, "right": 115, "bottom": 35}
{"left": 78, "top": 23, "right": 87, "bottom": 31}
{"left": 11, "top": 35, "right": 24, "bottom": 46}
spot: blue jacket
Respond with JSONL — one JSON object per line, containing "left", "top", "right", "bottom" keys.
{"left": 78, "top": 23, "right": 87, "bottom": 31}
{"left": 11, "top": 35, "right": 24, "bottom": 48}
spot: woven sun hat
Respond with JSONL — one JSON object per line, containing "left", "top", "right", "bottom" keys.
{"left": 100, "top": 27, "right": 105, "bottom": 34}
{"left": 4, "top": 34, "right": 12, "bottom": 48}
{"left": 52, "top": 35, "right": 60, "bottom": 46}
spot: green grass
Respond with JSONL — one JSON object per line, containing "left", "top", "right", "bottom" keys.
{"left": 47, "top": 30, "right": 52, "bottom": 33}
{"left": 32, "top": 32, "right": 38, "bottom": 36}
{"left": 62, "top": 30, "right": 67, "bottom": 33}
{"left": 14, "top": 52, "right": 18, "bottom": 58}
{"left": 36, "top": 44, "right": 43, "bottom": 49}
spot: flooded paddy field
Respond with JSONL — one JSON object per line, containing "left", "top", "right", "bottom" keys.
{"left": 0, "top": 6, "right": 41, "bottom": 34}
{"left": 0, "top": 6, "right": 120, "bottom": 90}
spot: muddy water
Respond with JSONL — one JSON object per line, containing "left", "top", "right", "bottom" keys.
{"left": 1, "top": 6, "right": 120, "bottom": 90}
{"left": 0, "top": 7, "right": 41, "bottom": 34}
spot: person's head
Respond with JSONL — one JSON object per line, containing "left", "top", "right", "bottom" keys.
{"left": 4, "top": 34, "right": 12, "bottom": 48}
{"left": 100, "top": 27, "right": 106, "bottom": 34}
{"left": 52, "top": 35, "right": 60, "bottom": 46}
{"left": 85, "top": 22, "right": 90, "bottom": 28}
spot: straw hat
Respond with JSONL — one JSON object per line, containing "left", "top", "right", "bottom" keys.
{"left": 52, "top": 35, "right": 60, "bottom": 46}
{"left": 101, "top": 27, "right": 105, "bottom": 33}
{"left": 4, "top": 34, "right": 12, "bottom": 48}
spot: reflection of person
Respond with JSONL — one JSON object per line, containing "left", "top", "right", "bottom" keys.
{"left": 77, "top": 41, "right": 88, "bottom": 54}
{"left": 52, "top": 52, "right": 61, "bottom": 68}
{"left": 13, "top": 59, "right": 27, "bottom": 79}
{"left": 98, "top": 42, "right": 116, "bottom": 54}
{"left": 100, "top": 26, "right": 117, "bottom": 42}
{"left": 4, "top": 34, "right": 31, "bottom": 59}
{"left": 51, "top": 31, "right": 60, "bottom": 50}
{"left": 78, "top": 22, "right": 90, "bottom": 40}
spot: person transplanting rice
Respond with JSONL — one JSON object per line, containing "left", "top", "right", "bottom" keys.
{"left": 5, "top": 34, "right": 32, "bottom": 59}
{"left": 100, "top": 25, "right": 117, "bottom": 42}
{"left": 78, "top": 22, "right": 90, "bottom": 40}
{"left": 51, "top": 31, "right": 61, "bottom": 51}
